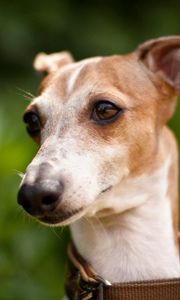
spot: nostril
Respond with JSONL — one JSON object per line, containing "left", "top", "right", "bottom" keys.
{"left": 42, "top": 194, "right": 58, "bottom": 206}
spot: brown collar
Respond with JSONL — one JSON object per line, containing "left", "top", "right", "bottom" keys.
{"left": 65, "top": 235, "right": 180, "bottom": 300}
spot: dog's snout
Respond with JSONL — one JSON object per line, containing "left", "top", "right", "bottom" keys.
{"left": 17, "top": 180, "right": 64, "bottom": 216}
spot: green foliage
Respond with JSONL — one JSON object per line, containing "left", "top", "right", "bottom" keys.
{"left": 0, "top": 0, "right": 179, "bottom": 299}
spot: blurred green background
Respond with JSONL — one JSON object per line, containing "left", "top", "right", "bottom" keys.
{"left": 0, "top": 0, "right": 179, "bottom": 299}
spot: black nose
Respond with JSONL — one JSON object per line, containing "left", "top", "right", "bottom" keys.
{"left": 17, "top": 180, "right": 64, "bottom": 216}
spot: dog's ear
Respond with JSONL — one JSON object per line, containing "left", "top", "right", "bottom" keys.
{"left": 33, "top": 51, "right": 74, "bottom": 73}
{"left": 137, "top": 36, "right": 180, "bottom": 95}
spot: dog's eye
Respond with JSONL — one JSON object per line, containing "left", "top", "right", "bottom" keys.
{"left": 23, "top": 112, "right": 41, "bottom": 137}
{"left": 92, "top": 101, "right": 123, "bottom": 124}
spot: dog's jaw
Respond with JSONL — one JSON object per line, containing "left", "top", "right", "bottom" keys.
{"left": 71, "top": 154, "right": 180, "bottom": 283}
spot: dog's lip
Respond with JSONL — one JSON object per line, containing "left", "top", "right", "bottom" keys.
{"left": 35, "top": 187, "right": 112, "bottom": 225}
{"left": 38, "top": 208, "right": 84, "bottom": 225}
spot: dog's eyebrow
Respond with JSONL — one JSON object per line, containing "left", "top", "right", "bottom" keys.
{"left": 88, "top": 90, "right": 131, "bottom": 109}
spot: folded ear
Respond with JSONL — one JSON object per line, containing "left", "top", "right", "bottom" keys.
{"left": 33, "top": 51, "right": 74, "bottom": 73}
{"left": 137, "top": 36, "right": 180, "bottom": 94}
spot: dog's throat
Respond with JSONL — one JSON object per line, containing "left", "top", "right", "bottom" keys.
{"left": 70, "top": 198, "right": 180, "bottom": 283}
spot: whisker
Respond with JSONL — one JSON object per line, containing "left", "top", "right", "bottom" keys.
{"left": 50, "top": 227, "right": 63, "bottom": 240}
{"left": 13, "top": 207, "right": 25, "bottom": 222}
{"left": 13, "top": 169, "right": 25, "bottom": 179}
{"left": 83, "top": 216, "right": 98, "bottom": 235}
{"left": 17, "top": 87, "right": 35, "bottom": 98}
{"left": 16, "top": 87, "right": 35, "bottom": 101}
{"left": 94, "top": 216, "right": 111, "bottom": 245}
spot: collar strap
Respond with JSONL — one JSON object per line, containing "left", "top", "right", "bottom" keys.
{"left": 65, "top": 237, "right": 180, "bottom": 300}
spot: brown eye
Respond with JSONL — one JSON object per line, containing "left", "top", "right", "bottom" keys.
{"left": 92, "top": 101, "right": 123, "bottom": 124}
{"left": 23, "top": 111, "right": 41, "bottom": 137}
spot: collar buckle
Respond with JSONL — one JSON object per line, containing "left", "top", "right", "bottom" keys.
{"left": 79, "top": 281, "right": 104, "bottom": 300}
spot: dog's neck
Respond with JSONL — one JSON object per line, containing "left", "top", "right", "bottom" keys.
{"left": 71, "top": 156, "right": 180, "bottom": 283}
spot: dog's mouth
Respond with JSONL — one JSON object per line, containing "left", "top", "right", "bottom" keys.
{"left": 38, "top": 207, "right": 84, "bottom": 226}
{"left": 20, "top": 185, "right": 113, "bottom": 226}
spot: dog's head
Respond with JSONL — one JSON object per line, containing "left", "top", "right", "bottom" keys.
{"left": 18, "top": 36, "right": 180, "bottom": 226}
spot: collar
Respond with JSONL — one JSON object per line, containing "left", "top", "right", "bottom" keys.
{"left": 65, "top": 235, "right": 180, "bottom": 300}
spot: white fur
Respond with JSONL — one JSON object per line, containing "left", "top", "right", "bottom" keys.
{"left": 66, "top": 64, "right": 84, "bottom": 95}
{"left": 71, "top": 159, "right": 180, "bottom": 283}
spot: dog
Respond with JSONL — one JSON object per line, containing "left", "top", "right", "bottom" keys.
{"left": 18, "top": 36, "right": 180, "bottom": 298}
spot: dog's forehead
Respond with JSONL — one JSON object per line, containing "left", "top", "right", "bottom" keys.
{"left": 33, "top": 57, "right": 102, "bottom": 110}
{"left": 41, "top": 56, "right": 104, "bottom": 98}
{"left": 33, "top": 53, "right": 158, "bottom": 116}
